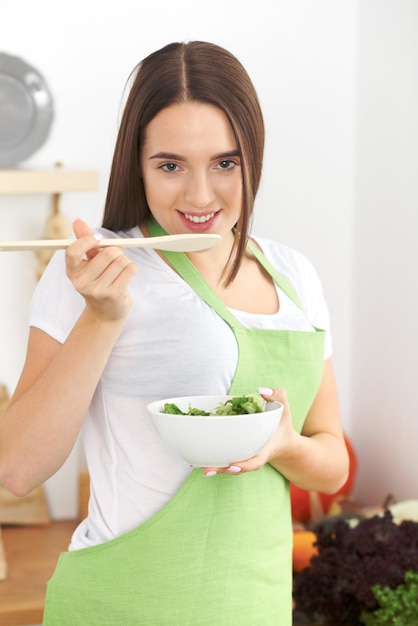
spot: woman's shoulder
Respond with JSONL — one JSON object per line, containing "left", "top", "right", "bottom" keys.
{"left": 251, "top": 235, "right": 331, "bottom": 350}
{"left": 250, "top": 235, "right": 319, "bottom": 286}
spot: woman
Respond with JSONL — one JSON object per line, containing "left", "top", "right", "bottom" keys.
{"left": 0, "top": 41, "right": 348, "bottom": 625}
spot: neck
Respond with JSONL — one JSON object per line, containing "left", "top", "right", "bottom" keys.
{"left": 186, "top": 230, "right": 237, "bottom": 287}
{"left": 143, "top": 217, "right": 237, "bottom": 287}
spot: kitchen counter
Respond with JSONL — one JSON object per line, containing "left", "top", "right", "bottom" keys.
{"left": 0, "top": 520, "right": 76, "bottom": 626}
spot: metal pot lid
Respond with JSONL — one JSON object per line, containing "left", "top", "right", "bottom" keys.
{"left": 0, "top": 52, "right": 54, "bottom": 168}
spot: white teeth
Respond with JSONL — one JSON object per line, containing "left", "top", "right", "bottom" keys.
{"left": 184, "top": 212, "right": 215, "bottom": 224}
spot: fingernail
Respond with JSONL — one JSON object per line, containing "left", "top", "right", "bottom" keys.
{"left": 72, "top": 217, "right": 81, "bottom": 224}
{"left": 93, "top": 232, "right": 104, "bottom": 241}
{"left": 204, "top": 470, "right": 217, "bottom": 477}
{"left": 258, "top": 387, "right": 273, "bottom": 396}
{"left": 227, "top": 465, "right": 242, "bottom": 473}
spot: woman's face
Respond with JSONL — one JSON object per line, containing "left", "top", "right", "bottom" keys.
{"left": 140, "top": 102, "right": 242, "bottom": 238}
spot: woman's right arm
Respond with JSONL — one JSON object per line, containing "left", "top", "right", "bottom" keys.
{"left": 0, "top": 219, "right": 138, "bottom": 496}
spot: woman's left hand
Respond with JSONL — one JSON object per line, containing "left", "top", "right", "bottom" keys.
{"left": 203, "top": 360, "right": 349, "bottom": 497}
{"left": 203, "top": 387, "right": 298, "bottom": 477}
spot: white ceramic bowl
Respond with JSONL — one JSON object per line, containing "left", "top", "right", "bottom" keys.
{"left": 146, "top": 395, "right": 284, "bottom": 467}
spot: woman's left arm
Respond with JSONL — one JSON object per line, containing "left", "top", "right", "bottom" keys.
{"left": 208, "top": 358, "right": 349, "bottom": 493}
{"left": 268, "top": 357, "right": 349, "bottom": 493}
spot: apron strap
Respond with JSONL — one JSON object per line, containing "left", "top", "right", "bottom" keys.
{"left": 146, "top": 218, "right": 304, "bottom": 327}
{"left": 246, "top": 241, "right": 303, "bottom": 310}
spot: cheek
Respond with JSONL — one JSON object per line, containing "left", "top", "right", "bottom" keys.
{"left": 142, "top": 173, "right": 170, "bottom": 206}
{"left": 220, "top": 179, "right": 242, "bottom": 204}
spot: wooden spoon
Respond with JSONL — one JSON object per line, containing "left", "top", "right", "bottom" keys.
{"left": 0, "top": 233, "right": 222, "bottom": 253}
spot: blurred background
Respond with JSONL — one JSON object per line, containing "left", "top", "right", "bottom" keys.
{"left": 0, "top": 0, "right": 417, "bottom": 518}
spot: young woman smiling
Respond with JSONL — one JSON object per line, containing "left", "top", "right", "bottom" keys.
{"left": 0, "top": 41, "right": 348, "bottom": 625}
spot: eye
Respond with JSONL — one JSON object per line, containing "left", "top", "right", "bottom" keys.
{"left": 160, "top": 162, "right": 179, "bottom": 172}
{"left": 216, "top": 159, "right": 236, "bottom": 171}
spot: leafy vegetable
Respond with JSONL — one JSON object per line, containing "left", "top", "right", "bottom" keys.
{"left": 161, "top": 393, "right": 266, "bottom": 416}
{"left": 161, "top": 403, "right": 209, "bottom": 415}
{"left": 360, "top": 571, "right": 418, "bottom": 625}
{"left": 214, "top": 393, "right": 266, "bottom": 415}
{"left": 293, "top": 510, "right": 418, "bottom": 626}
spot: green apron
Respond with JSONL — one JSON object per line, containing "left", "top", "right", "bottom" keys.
{"left": 43, "top": 225, "right": 325, "bottom": 626}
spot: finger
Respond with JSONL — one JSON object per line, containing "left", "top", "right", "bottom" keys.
{"left": 229, "top": 456, "right": 266, "bottom": 474}
{"left": 258, "top": 386, "right": 288, "bottom": 405}
{"left": 203, "top": 464, "right": 241, "bottom": 477}
{"left": 69, "top": 218, "right": 103, "bottom": 262}
{"left": 203, "top": 457, "right": 268, "bottom": 476}
{"left": 203, "top": 464, "right": 244, "bottom": 477}
{"left": 71, "top": 247, "right": 135, "bottom": 294}
{"left": 88, "top": 251, "right": 138, "bottom": 293}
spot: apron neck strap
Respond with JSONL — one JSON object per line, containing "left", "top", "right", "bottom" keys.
{"left": 246, "top": 241, "right": 303, "bottom": 310}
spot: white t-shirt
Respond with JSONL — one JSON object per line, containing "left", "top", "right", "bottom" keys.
{"left": 29, "top": 227, "right": 332, "bottom": 550}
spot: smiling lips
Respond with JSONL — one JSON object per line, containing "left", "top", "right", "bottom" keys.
{"left": 183, "top": 212, "right": 216, "bottom": 224}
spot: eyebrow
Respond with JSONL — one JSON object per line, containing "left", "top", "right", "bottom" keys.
{"left": 149, "top": 150, "right": 240, "bottom": 161}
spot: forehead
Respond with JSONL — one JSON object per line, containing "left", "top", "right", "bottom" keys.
{"left": 143, "top": 102, "right": 237, "bottom": 152}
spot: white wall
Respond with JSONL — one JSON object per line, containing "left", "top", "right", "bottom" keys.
{"left": 351, "top": 0, "right": 418, "bottom": 504}
{"left": 0, "top": 0, "right": 415, "bottom": 517}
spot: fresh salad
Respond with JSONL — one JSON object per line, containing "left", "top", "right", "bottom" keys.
{"left": 161, "top": 393, "right": 266, "bottom": 416}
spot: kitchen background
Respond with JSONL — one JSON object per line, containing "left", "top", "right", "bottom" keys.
{"left": 0, "top": 0, "right": 417, "bottom": 519}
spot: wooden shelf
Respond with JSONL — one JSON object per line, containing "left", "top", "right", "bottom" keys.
{"left": 0, "top": 168, "right": 99, "bottom": 195}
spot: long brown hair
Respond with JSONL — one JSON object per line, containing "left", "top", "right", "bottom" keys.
{"left": 102, "top": 41, "right": 264, "bottom": 284}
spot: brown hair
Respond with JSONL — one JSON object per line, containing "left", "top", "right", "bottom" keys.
{"left": 102, "top": 41, "right": 264, "bottom": 284}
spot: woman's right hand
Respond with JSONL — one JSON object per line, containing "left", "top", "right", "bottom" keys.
{"left": 67, "top": 219, "right": 138, "bottom": 322}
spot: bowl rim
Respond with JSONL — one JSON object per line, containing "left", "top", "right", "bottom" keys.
{"left": 146, "top": 395, "right": 284, "bottom": 419}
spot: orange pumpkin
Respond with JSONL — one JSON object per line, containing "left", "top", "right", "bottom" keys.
{"left": 290, "top": 434, "right": 358, "bottom": 523}
{"left": 292, "top": 530, "right": 318, "bottom": 572}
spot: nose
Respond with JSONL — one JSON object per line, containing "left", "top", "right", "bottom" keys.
{"left": 184, "top": 170, "right": 216, "bottom": 209}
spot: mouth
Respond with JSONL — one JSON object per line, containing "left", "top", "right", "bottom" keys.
{"left": 182, "top": 211, "right": 216, "bottom": 224}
